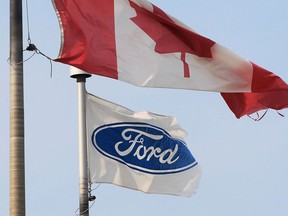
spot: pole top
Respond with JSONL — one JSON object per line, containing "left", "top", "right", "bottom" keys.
{"left": 70, "top": 66, "right": 92, "bottom": 79}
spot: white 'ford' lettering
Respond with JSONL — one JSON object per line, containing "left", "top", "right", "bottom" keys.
{"left": 115, "top": 128, "right": 179, "bottom": 164}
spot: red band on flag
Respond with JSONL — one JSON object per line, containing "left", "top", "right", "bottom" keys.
{"left": 53, "top": 0, "right": 118, "bottom": 79}
{"left": 251, "top": 63, "right": 288, "bottom": 92}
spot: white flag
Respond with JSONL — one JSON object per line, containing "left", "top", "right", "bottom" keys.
{"left": 86, "top": 93, "right": 201, "bottom": 196}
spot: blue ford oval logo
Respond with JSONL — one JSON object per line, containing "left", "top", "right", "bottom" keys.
{"left": 91, "top": 122, "right": 197, "bottom": 174}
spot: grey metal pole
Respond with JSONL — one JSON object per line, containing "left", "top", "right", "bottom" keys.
{"left": 71, "top": 67, "right": 91, "bottom": 216}
{"left": 10, "top": 0, "right": 25, "bottom": 215}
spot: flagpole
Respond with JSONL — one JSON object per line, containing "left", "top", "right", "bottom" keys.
{"left": 70, "top": 67, "right": 91, "bottom": 216}
{"left": 10, "top": 0, "right": 26, "bottom": 215}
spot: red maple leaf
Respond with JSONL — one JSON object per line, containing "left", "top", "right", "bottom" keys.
{"left": 129, "top": 1, "right": 215, "bottom": 78}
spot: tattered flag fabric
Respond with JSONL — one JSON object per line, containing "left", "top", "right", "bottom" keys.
{"left": 52, "top": 0, "right": 288, "bottom": 118}
{"left": 86, "top": 93, "right": 201, "bottom": 196}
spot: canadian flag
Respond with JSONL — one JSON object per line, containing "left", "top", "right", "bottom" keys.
{"left": 52, "top": 0, "right": 288, "bottom": 118}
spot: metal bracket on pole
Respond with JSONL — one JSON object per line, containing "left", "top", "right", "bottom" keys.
{"left": 70, "top": 67, "right": 91, "bottom": 216}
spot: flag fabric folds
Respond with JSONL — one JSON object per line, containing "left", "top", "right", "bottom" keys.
{"left": 86, "top": 93, "right": 201, "bottom": 196}
{"left": 52, "top": 0, "right": 288, "bottom": 118}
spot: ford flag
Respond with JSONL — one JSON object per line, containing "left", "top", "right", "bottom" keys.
{"left": 86, "top": 93, "right": 201, "bottom": 196}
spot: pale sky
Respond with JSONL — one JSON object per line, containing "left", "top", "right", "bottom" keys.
{"left": 1, "top": 0, "right": 288, "bottom": 215}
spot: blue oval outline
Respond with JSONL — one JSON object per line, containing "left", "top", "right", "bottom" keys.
{"left": 91, "top": 122, "right": 198, "bottom": 174}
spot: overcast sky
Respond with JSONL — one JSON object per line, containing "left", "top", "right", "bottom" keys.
{"left": 1, "top": 0, "right": 288, "bottom": 215}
